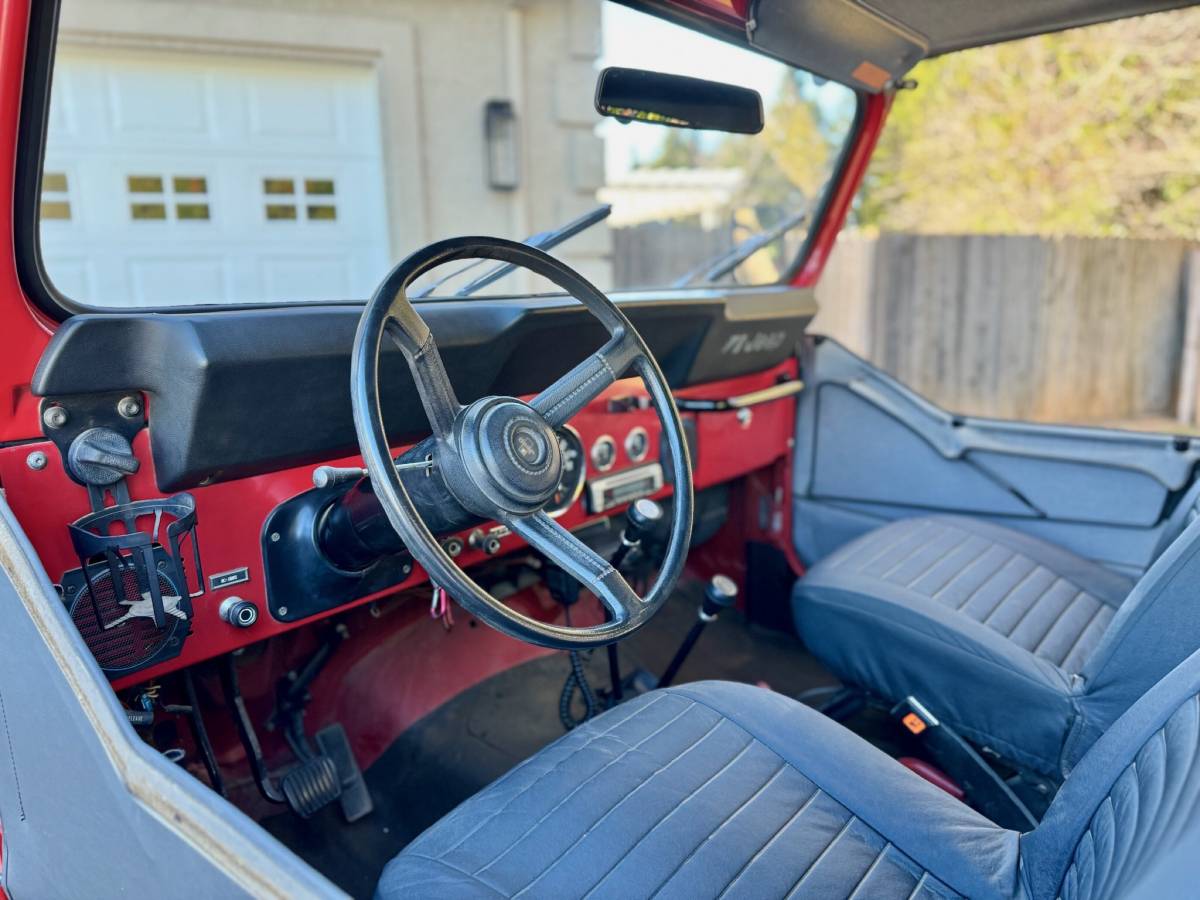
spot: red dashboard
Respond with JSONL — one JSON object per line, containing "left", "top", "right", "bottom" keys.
{"left": 0, "top": 359, "right": 797, "bottom": 691}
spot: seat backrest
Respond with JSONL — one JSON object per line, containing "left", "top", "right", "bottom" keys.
{"left": 1148, "top": 474, "right": 1200, "bottom": 561}
{"left": 1067, "top": 515, "right": 1200, "bottom": 767}
{"left": 1021, "top": 645, "right": 1200, "bottom": 899}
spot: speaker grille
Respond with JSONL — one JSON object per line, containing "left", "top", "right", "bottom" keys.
{"left": 69, "top": 567, "right": 180, "bottom": 673}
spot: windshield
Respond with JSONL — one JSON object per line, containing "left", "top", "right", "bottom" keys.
{"left": 38, "top": 1, "right": 856, "bottom": 309}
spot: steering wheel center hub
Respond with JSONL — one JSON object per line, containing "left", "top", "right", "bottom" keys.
{"left": 508, "top": 421, "right": 549, "bottom": 467}
{"left": 457, "top": 397, "right": 562, "bottom": 513}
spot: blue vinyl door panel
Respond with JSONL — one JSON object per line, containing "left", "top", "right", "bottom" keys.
{"left": 794, "top": 339, "right": 1200, "bottom": 578}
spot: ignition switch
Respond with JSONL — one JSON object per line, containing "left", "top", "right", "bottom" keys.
{"left": 219, "top": 597, "right": 259, "bottom": 628}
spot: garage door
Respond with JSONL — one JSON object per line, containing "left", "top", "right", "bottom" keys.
{"left": 40, "top": 47, "right": 391, "bottom": 308}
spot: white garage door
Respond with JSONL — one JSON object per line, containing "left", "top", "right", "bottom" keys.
{"left": 40, "top": 47, "right": 391, "bottom": 308}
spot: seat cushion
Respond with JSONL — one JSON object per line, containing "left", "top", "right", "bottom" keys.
{"left": 376, "top": 681, "right": 1020, "bottom": 900}
{"left": 1021, "top": 646, "right": 1200, "bottom": 900}
{"left": 793, "top": 516, "right": 1133, "bottom": 775}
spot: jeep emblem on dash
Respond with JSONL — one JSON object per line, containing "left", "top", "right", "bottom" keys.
{"left": 721, "top": 331, "right": 788, "bottom": 356}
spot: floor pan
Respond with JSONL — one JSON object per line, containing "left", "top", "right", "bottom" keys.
{"left": 265, "top": 582, "right": 833, "bottom": 898}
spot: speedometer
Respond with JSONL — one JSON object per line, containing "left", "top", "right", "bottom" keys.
{"left": 547, "top": 425, "right": 587, "bottom": 517}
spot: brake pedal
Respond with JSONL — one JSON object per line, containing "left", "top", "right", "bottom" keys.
{"left": 280, "top": 754, "right": 341, "bottom": 818}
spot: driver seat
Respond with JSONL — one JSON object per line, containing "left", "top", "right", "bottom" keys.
{"left": 374, "top": 655, "right": 1200, "bottom": 898}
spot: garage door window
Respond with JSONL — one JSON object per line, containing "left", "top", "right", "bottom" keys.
{"left": 128, "top": 175, "right": 210, "bottom": 222}
{"left": 263, "top": 177, "right": 338, "bottom": 222}
{"left": 40, "top": 172, "right": 71, "bottom": 221}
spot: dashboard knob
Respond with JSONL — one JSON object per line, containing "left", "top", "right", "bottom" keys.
{"left": 701, "top": 574, "right": 738, "bottom": 619}
{"left": 468, "top": 529, "right": 503, "bottom": 556}
{"left": 219, "top": 597, "right": 259, "bottom": 628}
{"left": 312, "top": 465, "right": 367, "bottom": 489}
{"left": 67, "top": 427, "right": 140, "bottom": 486}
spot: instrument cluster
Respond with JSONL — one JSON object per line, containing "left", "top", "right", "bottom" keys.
{"left": 547, "top": 426, "right": 586, "bottom": 517}
{"left": 545, "top": 422, "right": 666, "bottom": 518}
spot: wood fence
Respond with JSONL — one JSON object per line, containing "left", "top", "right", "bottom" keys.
{"left": 612, "top": 221, "right": 731, "bottom": 288}
{"left": 812, "top": 233, "right": 1197, "bottom": 426}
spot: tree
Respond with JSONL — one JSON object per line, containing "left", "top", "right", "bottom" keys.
{"left": 642, "top": 129, "right": 706, "bottom": 169}
{"left": 710, "top": 72, "right": 850, "bottom": 216}
{"left": 858, "top": 8, "right": 1200, "bottom": 238}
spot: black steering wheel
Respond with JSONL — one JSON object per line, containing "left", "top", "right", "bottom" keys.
{"left": 351, "top": 237, "right": 693, "bottom": 649}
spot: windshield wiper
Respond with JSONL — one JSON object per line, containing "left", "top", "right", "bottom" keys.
{"left": 411, "top": 204, "right": 612, "bottom": 299}
{"left": 671, "top": 208, "right": 808, "bottom": 288}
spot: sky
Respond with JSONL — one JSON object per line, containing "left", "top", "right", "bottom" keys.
{"left": 598, "top": 4, "right": 789, "bottom": 179}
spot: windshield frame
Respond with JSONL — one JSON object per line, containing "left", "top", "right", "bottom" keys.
{"left": 14, "top": 0, "right": 866, "bottom": 320}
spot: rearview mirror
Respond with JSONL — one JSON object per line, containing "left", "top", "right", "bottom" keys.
{"left": 594, "top": 67, "right": 764, "bottom": 135}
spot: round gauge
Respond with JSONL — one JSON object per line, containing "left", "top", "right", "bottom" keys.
{"left": 625, "top": 426, "right": 650, "bottom": 463}
{"left": 547, "top": 425, "right": 587, "bottom": 517}
{"left": 590, "top": 434, "right": 617, "bottom": 473}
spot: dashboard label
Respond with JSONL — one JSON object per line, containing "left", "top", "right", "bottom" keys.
{"left": 210, "top": 567, "right": 250, "bottom": 591}
{"left": 721, "top": 331, "right": 788, "bottom": 356}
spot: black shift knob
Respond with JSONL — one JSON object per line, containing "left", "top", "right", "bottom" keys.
{"left": 625, "top": 498, "right": 664, "bottom": 539}
{"left": 702, "top": 574, "right": 738, "bottom": 618}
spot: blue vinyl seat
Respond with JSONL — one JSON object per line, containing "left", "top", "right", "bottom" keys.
{"left": 377, "top": 655, "right": 1200, "bottom": 898}
{"left": 792, "top": 514, "right": 1200, "bottom": 775}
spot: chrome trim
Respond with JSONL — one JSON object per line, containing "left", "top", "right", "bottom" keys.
{"left": 590, "top": 433, "right": 617, "bottom": 472}
{"left": 675, "top": 378, "right": 805, "bottom": 412}
{"left": 549, "top": 424, "right": 587, "bottom": 518}
{"left": 586, "top": 462, "right": 664, "bottom": 514}
{"left": 624, "top": 426, "right": 649, "bottom": 463}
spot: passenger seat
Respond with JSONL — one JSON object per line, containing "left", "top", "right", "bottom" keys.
{"left": 793, "top": 514, "right": 1200, "bottom": 776}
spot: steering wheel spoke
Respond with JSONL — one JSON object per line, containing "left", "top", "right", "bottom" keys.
{"left": 531, "top": 330, "right": 640, "bottom": 427}
{"left": 383, "top": 318, "right": 461, "bottom": 441}
{"left": 505, "top": 511, "right": 640, "bottom": 623}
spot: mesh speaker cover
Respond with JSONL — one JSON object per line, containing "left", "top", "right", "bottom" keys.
{"left": 69, "top": 566, "right": 181, "bottom": 673}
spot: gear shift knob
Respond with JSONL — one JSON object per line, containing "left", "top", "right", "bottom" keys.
{"left": 702, "top": 574, "right": 738, "bottom": 619}
{"left": 625, "top": 498, "right": 664, "bottom": 538}
{"left": 658, "top": 573, "right": 739, "bottom": 689}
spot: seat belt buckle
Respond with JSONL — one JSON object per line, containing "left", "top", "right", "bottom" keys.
{"left": 893, "top": 696, "right": 938, "bottom": 735}
{"left": 889, "top": 695, "right": 1038, "bottom": 831}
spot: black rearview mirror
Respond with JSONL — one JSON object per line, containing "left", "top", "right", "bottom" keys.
{"left": 594, "top": 67, "right": 764, "bottom": 135}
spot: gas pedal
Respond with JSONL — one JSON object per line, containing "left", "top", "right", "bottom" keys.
{"left": 316, "top": 723, "right": 374, "bottom": 823}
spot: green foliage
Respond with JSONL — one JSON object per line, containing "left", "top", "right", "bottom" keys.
{"left": 639, "top": 72, "right": 851, "bottom": 219}
{"left": 642, "top": 129, "right": 706, "bottom": 169}
{"left": 858, "top": 9, "right": 1200, "bottom": 238}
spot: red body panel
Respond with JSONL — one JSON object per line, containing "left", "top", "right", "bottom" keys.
{"left": 0, "top": 0, "right": 53, "bottom": 445}
{"left": 792, "top": 91, "right": 892, "bottom": 288}
{"left": 660, "top": 0, "right": 749, "bottom": 28}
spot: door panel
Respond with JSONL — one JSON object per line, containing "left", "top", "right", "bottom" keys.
{"left": 794, "top": 339, "right": 1200, "bottom": 578}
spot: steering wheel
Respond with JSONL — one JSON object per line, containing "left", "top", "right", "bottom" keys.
{"left": 350, "top": 237, "right": 693, "bottom": 649}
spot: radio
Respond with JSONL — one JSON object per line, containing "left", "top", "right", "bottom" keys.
{"left": 586, "top": 463, "right": 664, "bottom": 514}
